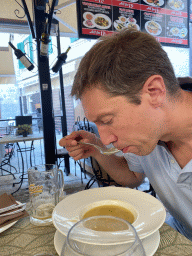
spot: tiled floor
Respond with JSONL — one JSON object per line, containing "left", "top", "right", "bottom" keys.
{"left": 0, "top": 151, "right": 150, "bottom": 197}
{"left": 0, "top": 157, "right": 98, "bottom": 201}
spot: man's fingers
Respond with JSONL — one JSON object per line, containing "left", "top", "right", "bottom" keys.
{"left": 68, "top": 148, "right": 90, "bottom": 161}
{"left": 65, "top": 143, "right": 84, "bottom": 153}
{"left": 59, "top": 130, "right": 96, "bottom": 160}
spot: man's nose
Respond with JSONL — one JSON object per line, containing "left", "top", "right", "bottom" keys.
{"left": 97, "top": 126, "right": 117, "bottom": 146}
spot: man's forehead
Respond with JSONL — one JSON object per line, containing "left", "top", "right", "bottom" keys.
{"left": 81, "top": 87, "right": 129, "bottom": 120}
{"left": 81, "top": 88, "right": 113, "bottom": 109}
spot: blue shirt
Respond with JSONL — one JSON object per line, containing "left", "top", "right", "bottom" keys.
{"left": 124, "top": 142, "right": 192, "bottom": 239}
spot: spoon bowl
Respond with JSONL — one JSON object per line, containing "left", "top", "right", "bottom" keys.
{"left": 78, "top": 141, "right": 120, "bottom": 155}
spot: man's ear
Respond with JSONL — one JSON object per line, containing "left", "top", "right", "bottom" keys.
{"left": 142, "top": 75, "right": 166, "bottom": 107}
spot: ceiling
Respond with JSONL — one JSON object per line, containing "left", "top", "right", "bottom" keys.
{"left": 0, "top": 0, "right": 78, "bottom": 79}
{"left": 0, "top": 0, "right": 78, "bottom": 37}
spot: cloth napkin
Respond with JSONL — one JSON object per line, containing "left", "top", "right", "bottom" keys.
{"left": 0, "top": 193, "right": 28, "bottom": 228}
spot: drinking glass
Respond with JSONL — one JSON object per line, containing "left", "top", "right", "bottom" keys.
{"left": 28, "top": 164, "right": 64, "bottom": 226}
{"left": 61, "top": 216, "right": 146, "bottom": 256}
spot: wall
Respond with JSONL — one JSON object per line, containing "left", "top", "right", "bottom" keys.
{"left": 164, "top": 46, "right": 189, "bottom": 77}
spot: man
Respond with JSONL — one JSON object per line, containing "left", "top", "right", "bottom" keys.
{"left": 59, "top": 29, "right": 192, "bottom": 240}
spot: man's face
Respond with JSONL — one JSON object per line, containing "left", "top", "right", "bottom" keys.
{"left": 81, "top": 87, "right": 165, "bottom": 156}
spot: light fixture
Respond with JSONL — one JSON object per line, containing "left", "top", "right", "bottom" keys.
{"left": 52, "top": 46, "right": 71, "bottom": 73}
{"left": 9, "top": 42, "right": 34, "bottom": 71}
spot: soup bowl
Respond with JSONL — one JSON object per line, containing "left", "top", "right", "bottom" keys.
{"left": 52, "top": 187, "right": 166, "bottom": 240}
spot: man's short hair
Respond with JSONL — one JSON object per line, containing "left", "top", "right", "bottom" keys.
{"left": 71, "top": 29, "right": 181, "bottom": 104}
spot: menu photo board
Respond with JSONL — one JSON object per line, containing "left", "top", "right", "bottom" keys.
{"left": 76, "top": 0, "right": 189, "bottom": 47}
{"left": 190, "top": 0, "right": 192, "bottom": 21}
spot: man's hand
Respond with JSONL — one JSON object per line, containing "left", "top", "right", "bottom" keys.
{"left": 59, "top": 130, "right": 102, "bottom": 161}
{"left": 59, "top": 130, "right": 145, "bottom": 188}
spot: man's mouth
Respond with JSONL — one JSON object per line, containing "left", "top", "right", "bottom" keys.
{"left": 122, "top": 146, "right": 130, "bottom": 153}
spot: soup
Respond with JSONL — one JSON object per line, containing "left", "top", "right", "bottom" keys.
{"left": 82, "top": 205, "right": 135, "bottom": 224}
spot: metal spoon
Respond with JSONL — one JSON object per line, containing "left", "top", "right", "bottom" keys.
{"left": 78, "top": 141, "right": 120, "bottom": 155}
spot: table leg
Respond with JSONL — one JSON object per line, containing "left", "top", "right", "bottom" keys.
{"left": 29, "top": 141, "right": 34, "bottom": 167}
{"left": 64, "top": 154, "right": 70, "bottom": 176}
{"left": 12, "top": 142, "right": 25, "bottom": 194}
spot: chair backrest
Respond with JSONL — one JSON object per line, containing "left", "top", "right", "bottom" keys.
{"left": 91, "top": 157, "right": 121, "bottom": 187}
{"left": 73, "top": 117, "right": 99, "bottom": 137}
{"left": 5, "top": 144, "right": 14, "bottom": 157}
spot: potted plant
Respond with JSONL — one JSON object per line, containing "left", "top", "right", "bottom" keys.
{"left": 16, "top": 124, "right": 32, "bottom": 137}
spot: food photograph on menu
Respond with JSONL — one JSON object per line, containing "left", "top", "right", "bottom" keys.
{"left": 76, "top": 0, "right": 189, "bottom": 47}
{"left": 83, "top": 12, "right": 112, "bottom": 30}
{"left": 165, "top": 0, "right": 188, "bottom": 45}
{"left": 141, "top": 11, "right": 165, "bottom": 37}
{"left": 76, "top": 0, "right": 113, "bottom": 38}
{"left": 142, "top": 0, "right": 165, "bottom": 7}
{"left": 168, "top": 0, "right": 185, "bottom": 11}
{"left": 113, "top": 5, "right": 140, "bottom": 32}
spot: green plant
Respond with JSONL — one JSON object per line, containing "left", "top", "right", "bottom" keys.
{"left": 17, "top": 124, "right": 32, "bottom": 135}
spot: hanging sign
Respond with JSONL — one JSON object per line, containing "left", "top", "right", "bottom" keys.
{"left": 76, "top": 0, "right": 189, "bottom": 47}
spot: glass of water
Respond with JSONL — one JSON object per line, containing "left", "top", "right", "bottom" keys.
{"left": 61, "top": 216, "right": 146, "bottom": 256}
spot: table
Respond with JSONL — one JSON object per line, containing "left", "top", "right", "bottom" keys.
{"left": 0, "top": 217, "right": 192, "bottom": 256}
{"left": 0, "top": 135, "right": 44, "bottom": 194}
{"left": 0, "top": 134, "right": 44, "bottom": 145}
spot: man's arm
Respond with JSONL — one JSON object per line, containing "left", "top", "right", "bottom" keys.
{"left": 93, "top": 153, "right": 145, "bottom": 188}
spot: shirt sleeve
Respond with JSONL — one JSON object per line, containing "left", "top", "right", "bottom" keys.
{"left": 124, "top": 153, "right": 144, "bottom": 174}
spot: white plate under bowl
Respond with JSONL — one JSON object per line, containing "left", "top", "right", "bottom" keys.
{"left": 52, "top": 187, "right": 166, "bottom": 240}
{"left": 54, "top": 229, "right": 160, "bottom": 256}
{"left": 0, "top": 201, "right": 22, "bottom": 233}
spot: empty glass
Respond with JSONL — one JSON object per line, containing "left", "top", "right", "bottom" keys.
{"left": 61, "top": 216, "right": 146, "bottom": 256}
{"left": 28, "top": 164, "right": 64, "bottom": 226}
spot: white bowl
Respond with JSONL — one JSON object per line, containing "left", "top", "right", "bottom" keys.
{"left": 52, "top": 187, "right": 166, "bottom": 240}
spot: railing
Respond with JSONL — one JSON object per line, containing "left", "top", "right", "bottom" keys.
{"left": 0, "top": 117, "right": 42, "bottom": 135}
{"left": 0, "top": 116, "right": 63, "bottom": 135}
